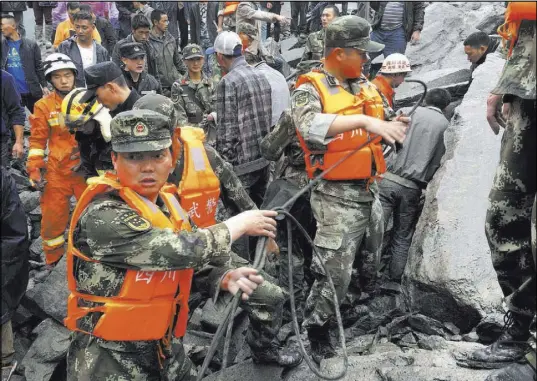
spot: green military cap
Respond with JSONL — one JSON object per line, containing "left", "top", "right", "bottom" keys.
{"left": 132, "top": 94, "right": 177, "bottom": 133}
{"left": 236, "top": 22, "right": 258, "bottom": 39}
{"left": 325, "top": 15, "right": 384, "bottom": 52}
{"left": 110, "top": 109, "right": 172, "bottom": 153}
{"left": 183, "top": 43, "right": 204, "bottom": 60}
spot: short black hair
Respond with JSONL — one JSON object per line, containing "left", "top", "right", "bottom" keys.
{"left": 78, "top": 4, "right": 92, "bottom": 14}
{"left": 323, "top": 5, "right": 340, "bottom": 17}
{"left": 131, "top": 13, "right": 151, "bottom": 30}
{"left": 150, "top": 9, "right": 166, "bottom": 26}
{"left": 111, "top": 74, "right": 128, "bottom": 88}
{"left": 73, "top": 11, "right": 93, "bottom": 24}
{"left": 463, "top": 31, "right": 490, "bottom": 48}
{"left": 425, "top": 88, "right": 452, "bottom": 110}
{"left": 67, "top": 2, "right": 81, "bottom": 11}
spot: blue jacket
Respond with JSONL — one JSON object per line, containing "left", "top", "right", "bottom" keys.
{"left": 1, "top": 70, "right": 25, "bottom": 137}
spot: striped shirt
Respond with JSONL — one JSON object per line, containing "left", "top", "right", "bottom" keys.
{"left": 380, "top": 2, "right": 405, "bottom": 31}
{"left": 215, "top": 56, "right": 273, "bottom": 169}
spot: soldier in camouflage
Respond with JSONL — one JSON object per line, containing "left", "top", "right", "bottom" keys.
{"left": 290, "top": 15, "right": 408, "bottom": 364}
{"left": 170, "top": 44, "right": 217, "bottom": 146}
{"left": 66, "top": 110, "right": 302, "bottom": 380}
{"left": 300, "top": 4, "right": 339, "bottom": 63}
{"left": 459, "top": 16, "right": 536, "bottom": 371}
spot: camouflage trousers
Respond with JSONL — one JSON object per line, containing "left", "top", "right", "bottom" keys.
{"left": 485, "top": 96, "right": 536, "bottom": 317}
{"left": 67, "top": 253, "right": 285, "bottom": 381}
{"left": 303, "top": 190, "right": 382, "bottom": 330}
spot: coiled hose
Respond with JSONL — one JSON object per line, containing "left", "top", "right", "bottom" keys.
{"left": 196, "top": 79, "right": 428, "bottom": 381}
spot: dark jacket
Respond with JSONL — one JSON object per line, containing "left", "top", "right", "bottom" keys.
{"left": 123, "top": 71, "right": 162, "bottom": 95}
{"left": 112, "top": 34, "right": 157, "bottom": 77}
{"left": 57, "top": 37, "right": 110, "bottom": 87}
{"left": 111, "top": 88, "right": 141, "bottom": 117}
{"left": 0, "top": 2, "right": 27, "bottom": 12}
{"left": 148, "top": 30, "right": 187, "bottom": 89}
{"left": 1, "top": 37, "right": 47, "bottom": 98}
{"left": 95, "top": 16, "right": 118, "bottom": 55}
{"left": 188, "top": 2, "right": 219, "bottom": 46}
{"left": 1, "top": 167, "right": 30, "bottom": 325}
{"left": 151, "top": 1, "right": 180, "bottom": 40}
{"left": 371, "top": 2, "right": 425, "bottom": 42}
{"left": 1, "top": 70, "right": 25, "bottom": 137}
{"left": 115, "top": 1, "right": 136, "bottom": 39}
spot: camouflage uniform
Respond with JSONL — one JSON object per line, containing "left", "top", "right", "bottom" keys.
{"left": 66, "top": 110, "right": 287, "bottom": 380}
{"left": 462, "top": 19, "right": 536, "bottom": 370}
{"left": 301, "top": 29, "right": 326, "bottom": 62}
{"left": 486, "top": 19, "right": 536, "bottom": 321}
{"left": 290, "top": 17, "right": 387, "bottom": 338}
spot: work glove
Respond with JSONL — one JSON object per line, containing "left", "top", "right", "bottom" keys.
{"left": 93, "top": 107, "right": 112, "bottom": 142}
{"left": 28, "top": 167, "right": 47, "bottom": 191}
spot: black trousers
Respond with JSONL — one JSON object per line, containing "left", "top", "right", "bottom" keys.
{"left": 21, "top": 93, "right": 40, "bottom": 114}
{"left": 178, "top": 6, "right": 189, "bottom": 49}
{"left": 266, "top": 2, "right": 282, "bottom": 42}
{"left": 291, "top": 2, "right": 308, "bottom": 36}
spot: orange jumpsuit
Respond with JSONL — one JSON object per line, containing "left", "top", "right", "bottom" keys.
{"left": 372, "top": 74, "right": 395, "bottom": 109}
{"left": 27, "top": 92, "right": 87, "bottom": 265}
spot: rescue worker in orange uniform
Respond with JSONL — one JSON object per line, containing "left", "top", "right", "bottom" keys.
{"left": 291, "top": 16, "right": 409, "bottom": 364}
{"left": 371, "top": 53, "right": 412, "bottom": 109}
{"left": 65, "top": 110, "right": 302, "bottom": 380}
{"left": 26, "top": 53, "right": 88, "bottom": 265}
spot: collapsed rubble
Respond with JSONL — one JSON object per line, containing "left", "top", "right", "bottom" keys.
{"left": 7, "top": 2, "right": 509, "bottom": 381}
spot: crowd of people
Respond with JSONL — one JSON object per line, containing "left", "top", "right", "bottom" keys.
{"left": 1, "top": 2, "right": 535, "bottom": 381}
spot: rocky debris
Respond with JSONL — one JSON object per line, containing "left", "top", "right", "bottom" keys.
{"left": 22, "top": 256, "right": 69, "bottom": 323}
{"left": 394, "top": 68, "right": 472, "bottom": 109}
{"left": 200, "top": 297, "right": 245, "bottom": 333}
{"left": 476, "top": 14, "right": 506, "bottom": 35}
{"left": 21, "top": 319, "right": 70, "bottom": 381}
{"left": 19, "top": 191, "right": 41, "bottom": 213}
{"left": 462, "top": 330, "right": 480, "bottom": 343}
{"left": 29, "top": 237, "right": 44, "bottom": 262}
{"left": 416, "top": 334, "right": 448, "bottom": 351}
{"left": 202, "top": 359, "right": 283, "bottom": 381}
{"left": 403, "top": 54, "right": 506, "bottom": 333}
{"left": 408, "top": 314, "right": 449, "bottom": 338}
{"left": 475, "top": 313, "right": 505, "bottom": 344}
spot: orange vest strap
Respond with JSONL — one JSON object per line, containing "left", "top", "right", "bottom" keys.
{"left": 497, "top": 2, "right": 537, "bottom": 57}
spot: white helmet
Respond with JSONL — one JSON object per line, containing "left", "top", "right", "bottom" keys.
{"left": 44, "top": 53, "right": 78, "bottom": 80}
{"left": 378, "top": 53, "right": 412, "bottom": 74}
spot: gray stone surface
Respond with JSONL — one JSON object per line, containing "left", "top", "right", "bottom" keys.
{"left": 200, "top": 298, "right": 244, "bottom": 333}
{"left": 394, "top": 68, "right": 471, "bottom": 109}
{"left": 403, "top": 54, "right": 505, "bottom": 333}
{"left": 475, "top": 313, "right": 505, "bottom": 344}
{"left": 202, "top": 359, "right": 283, "bottom": 381}
{"left": 29, "top": 237, "right": 44, "bottom": 263}
{"left": 417, "top": 334, "right": 448, "bottom": 351}
{"left": 18, "top": 191, "right": 40, "bottom": 214}
{"left": 408, "top": 314, "right": 449, "bottom": 337}
{"left": 405, "top": 2, "right": 505, "bottom": 75}
{"left": 282, "top": 48, "right": 305, "bottom": 68}
{"left": 21, "top": 319, "right": 70, "bottom": 381}
{"left": 22, "top": 256, "right": 69, "bottom": 323}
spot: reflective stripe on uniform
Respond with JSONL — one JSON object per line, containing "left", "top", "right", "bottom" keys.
{"left": 48, "top": 118, "right": 60, "bottom": 127}
{"left": 28, "top": 148, "right": 45, "bottom": 157}
{"left": 44, "top": 235, "right": 65, "bottom": 248}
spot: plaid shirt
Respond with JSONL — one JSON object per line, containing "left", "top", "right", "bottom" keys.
{"left": 215, "top": 56, "right": 272, "bottom": 171}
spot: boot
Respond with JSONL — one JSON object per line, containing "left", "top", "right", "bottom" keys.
{"left": 43, "top": 24, "right": 52, "bottom": 49}
{"left": 35, "top": 25, "right": 44, "bottom": 47}
{"left": 484, "top": 351, "right": 536, "bottom": 381}
{"left": 308, "top": 325, "right": 337, "bottom": 365}
{"left": 457, "top": 311, "right": 532, "bottom": 369}
{"left": 251, "top": 343, "right": 303, "bottom": 368}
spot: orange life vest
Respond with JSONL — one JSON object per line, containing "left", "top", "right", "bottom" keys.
{"left": 497, "top": 2, "right": 537, "bottom": 57}
{"left": 167, "top": 127, "right": 221, "bottom": 228}
{"left": 64, "top": 173, "right": 194, "bottom": 342}
{"left": 372, "top": 75, "right": 395, "bottom": 108}
{"left": 295, "top": 70, "right": 386, "bottom": 180}
{"left": 223, "top": 1, "right": 240, "bottom": 16}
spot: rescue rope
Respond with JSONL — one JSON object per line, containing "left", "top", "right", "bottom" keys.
{"left": 196, "top": 79, "right": 428, "bottom": 381}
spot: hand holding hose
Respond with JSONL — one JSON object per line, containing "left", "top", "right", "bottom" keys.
{"left": 221, "top": 267, "right": 265, "bottom": 301}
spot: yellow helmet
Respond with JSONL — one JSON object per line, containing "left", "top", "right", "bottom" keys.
{"left": 61, "top": 88, "right": 103, "bottom": 132}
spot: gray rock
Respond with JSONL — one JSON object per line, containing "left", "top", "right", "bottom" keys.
{"left": 280, "top": 36, "right": 298, "bottom": 52}
{"left": 29, "top": 237, "right": 44, "bottom": 262}
{"left": 282, "top": 48, "right": 305, "bottom": 68}
{"left": 21, "top": 319, "right": 70, "bottom": 381}
{"left": 201, "top": 359, "right": 283, "bottom": 381}
{"left": 475, "top": 313, "right": 505, "bottom": 344}
{"left": 398, "top": 332, "right": 418, "bottom": 348}
{"left": 22, "top": 256, "right": 69, "bottom": 323}
{"left": 28, "top": 205, "right": 42, "bottom": 220}
{"left": 394, "top": 68, "right": 471, "bottom": 110}
{"left": 200, "top": 297, "right": 244, "bottom": 333}
{"left": 11, "top": 305, "right": 34, "bottom": 329}
{"left": 9, "top": 168, "right": 31, "bottom": 191}
{"left": 405, "top": 2, "right": 504, "bottom": 75}
{"left": 277, "top": 321, "right": 294, "bottom": 343}
{"left": 417, "top": 334, "right": 448, "bottom": 350}
{"left": 444, "top": 322, "right": 461, "bottom": 336}
{"left": 408, "top": 314, "right": 448, "bottom": 337}
{"left": 476, "top": 14, "right": 505, "bottom": 35}
{"left": 463, "top": 331, "right": 480, "bottom": 343}
{"left": 451, "top": 335, "right": 463, "bottom": 342}
{"left": 13, "top": 332, "right": 32, "bottom": 373}
{"left": 19, "top": 191, "right": 40, "bottom": 213}
{"left": 378, "top": 366, "right": 493, "bottom": 381}
{"left": 403, "top": 55, "right": 505, "bottom": 333}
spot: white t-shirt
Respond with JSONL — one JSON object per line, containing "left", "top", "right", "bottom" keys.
{"left": 78, "top": 44, "right": 95, "bottom": 69}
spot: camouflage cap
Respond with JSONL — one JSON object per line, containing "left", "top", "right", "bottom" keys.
{"left": 325, "top": 15, "right": 384, "bottom": 53}
{"left": 236, "top": 22, "right": 258, "bottom": 39}
{"left": 110, "top": 110, "right": 172, "bottom": 153}
{"left": 132, "top": 94, "right": 177, "bottom": 133}
{"left": 183, "top": 43, "right": 204, "bottom": 60}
